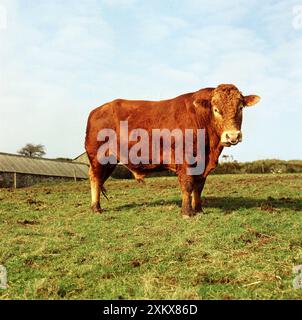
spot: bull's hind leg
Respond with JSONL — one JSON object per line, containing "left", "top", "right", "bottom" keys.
{"left": 89, "top": 163, "right": 117, "bottom": 213}
{"left": 89, "top": 166, "right": 102, "bottom": 213}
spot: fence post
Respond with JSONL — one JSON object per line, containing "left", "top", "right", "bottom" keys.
{"left": 73, "top": 169, "right": 77, "bottom": 182}
{"left": 13, "top": 172, "right": 17, "bottom": 189}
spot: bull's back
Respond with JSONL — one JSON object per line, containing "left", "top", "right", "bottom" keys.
{"left": 87, "top": 98, "right": 184, "bottom": 133}
{"left": 85, "top": 95, "right": 194, "bottom": 162}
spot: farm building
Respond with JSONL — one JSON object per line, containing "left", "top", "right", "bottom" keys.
{"left": 0, "top": 152, "right": 89, "bottom": 188}
{"left": 73, "top": 152, "right": 90, "bottom": 165}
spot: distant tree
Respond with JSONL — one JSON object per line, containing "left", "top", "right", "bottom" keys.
{"left": 17, "top": 143, "right": 46, "bottom": 158}
{"left": 222, "top": 154, "right": 229, "bottom": 162}
{"left": 221, "top": 154, "right": 234, "bottom": 162}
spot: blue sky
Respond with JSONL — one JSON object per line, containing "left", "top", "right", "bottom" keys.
{"left": 0, "top": 0, "right": 301, "bottom": 161}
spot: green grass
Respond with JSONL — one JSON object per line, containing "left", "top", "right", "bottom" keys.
{"left": 0, "top": 174, "right": 301, "bottom": 300}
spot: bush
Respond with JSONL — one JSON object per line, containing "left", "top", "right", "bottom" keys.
{"left": 213, "top": 159, "right": 302, "bottom": 175}
{"left": 110, "top": 160, "right": 302, "bottom": 179}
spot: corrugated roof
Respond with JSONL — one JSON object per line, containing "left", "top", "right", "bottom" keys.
{"left": 0, "top": 153, "right": 89, "bottom": 179}
{"left": 73, "top": 152, "right": 90, "bottom": 164}
{"left": 73, "top": 152, "right": 87, "bottom": 161}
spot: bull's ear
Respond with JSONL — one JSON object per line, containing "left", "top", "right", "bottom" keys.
{"left": 244, "top": 95, "right": 261, "bottom": 107}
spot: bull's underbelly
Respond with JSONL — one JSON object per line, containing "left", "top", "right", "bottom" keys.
{"left": 121, "top": 162, "right": 177, "bottom": 181}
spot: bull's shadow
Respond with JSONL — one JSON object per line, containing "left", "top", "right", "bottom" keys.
{"left": 114, "top": 196, "right": 302, "bottom": 212}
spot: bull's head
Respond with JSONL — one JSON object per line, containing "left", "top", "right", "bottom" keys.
{"left": 211, "top": 84, "right": 260, "bottom": 147}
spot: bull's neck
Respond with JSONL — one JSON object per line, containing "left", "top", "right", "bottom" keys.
{"left": 192, "top": 103, "right": 221, "bottom": 150}
{"left": 192, "top": 101, "right": 223, "bottom": 162}
{"left": 186, "top": 92, "right": 223, "bottom": 174}
{"left": 207, "top": 117, "right": 222, "bottom": 151}
{"left": 203, "top": 114, "right": 224, "bottom": 176}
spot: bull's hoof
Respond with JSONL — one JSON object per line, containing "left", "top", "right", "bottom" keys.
{"left": 91, "top": 203, "right": 102, "bottom": 213}
{"left": 193, "top": 207, "right": 205, "bottom": 214}
{"left": 181, "top": 209, "right": 196, "bottom": 219}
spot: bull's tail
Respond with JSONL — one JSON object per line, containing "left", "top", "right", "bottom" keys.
{"left": 101, "top": 185, "right": 109, "bottom": 201}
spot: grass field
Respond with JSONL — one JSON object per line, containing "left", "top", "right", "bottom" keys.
{"left": 0, "top": 174, "right": 301, "bottom": 300}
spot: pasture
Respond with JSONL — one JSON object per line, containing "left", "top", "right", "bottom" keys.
{"left": 0, "top": 174, "right": 301, "bottom": 300}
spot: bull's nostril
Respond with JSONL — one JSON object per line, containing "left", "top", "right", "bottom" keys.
{"left": 222, "top": 131, "right": 242, "bottom": 145}
{"left": 227, "top": 131, "right": 241, "bottom": 143}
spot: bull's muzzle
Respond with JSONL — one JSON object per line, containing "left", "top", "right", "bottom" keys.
{"left": 221, "top": 130, "right": 242, "bottom": 146}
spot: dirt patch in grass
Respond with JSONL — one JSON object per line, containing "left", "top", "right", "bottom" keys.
{"left": 17, "top": 219, "right": 39, "bottom": 226}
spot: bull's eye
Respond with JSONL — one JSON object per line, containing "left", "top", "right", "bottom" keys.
{"left": 214, "top": 108, "right": 221, "bottom": 115}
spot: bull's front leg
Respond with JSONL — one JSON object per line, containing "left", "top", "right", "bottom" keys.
{"left": 192, "top": 177, "right": 206, "bottom": 213}
{"left": 177, "top": 171, "right": 195, "bottom": 218}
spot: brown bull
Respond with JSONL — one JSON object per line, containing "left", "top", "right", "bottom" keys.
{"left": 85, "top": 84, "right": 260, "bottom": 218}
